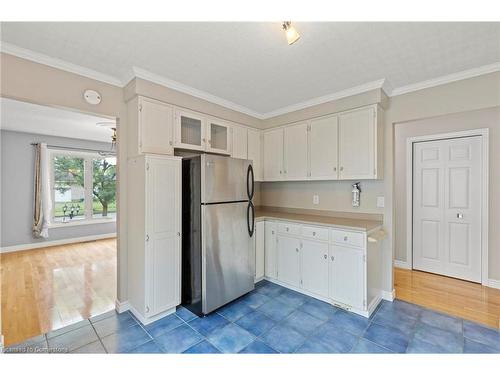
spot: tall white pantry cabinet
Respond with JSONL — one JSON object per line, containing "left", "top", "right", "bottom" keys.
{"left": 127, "top": 154, "right": 182, "bottom": 325}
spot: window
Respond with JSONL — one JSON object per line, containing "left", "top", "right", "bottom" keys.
{"left": 51, "top": 150, "right": 116, "bottom": 223}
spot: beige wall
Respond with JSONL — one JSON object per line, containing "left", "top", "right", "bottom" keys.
{"left": 394, "top": 107, "right": 500, "bottom": 278}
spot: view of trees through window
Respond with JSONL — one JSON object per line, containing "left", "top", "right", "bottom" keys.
{"left": 52, "top": 153, "right": 116, "bottom": 222}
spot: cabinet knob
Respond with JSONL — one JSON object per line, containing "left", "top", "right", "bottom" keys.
{"left": 344, "top": 236, "right": 348, "bottom": 241}
{"left": 202, "top": 138, "right": 206, "bottom": 143}
{"left": 312, "top": 231, "right": 316, "bottom": 236}
{"left": 296, "top": 248, "right": 299, "bottom": 252}
{"left": 324, "top": 254, "right": 327, "bottom": 259}
{"left": 286, "top": 227, "right": 289, "bottom": 232}
{"left": 340, "top": 167, "right": 344, "bottom": 171}
{"left": 169, "top": 141, "right": 173, "bottom": 146}
{"left": 333, "top": 167, "right": 337, "bottom": 171}
{"left": 280, "top": 170, "right": 282, "bottom": 174}
{"left": 331, "top": 256, "right": 334, "bottom": 261}
{"left": 272, "top": 230, "right": 275, "bottom": 235}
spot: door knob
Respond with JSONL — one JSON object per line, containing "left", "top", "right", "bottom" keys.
{"left": 457, "top": 213, "right": 463, "bottom": 219}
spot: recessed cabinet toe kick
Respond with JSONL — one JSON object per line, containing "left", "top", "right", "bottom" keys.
{"left": 254, "top": 217, "right": 385, "bottom": 318}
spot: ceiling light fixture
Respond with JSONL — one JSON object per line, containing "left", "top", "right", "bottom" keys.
{"left": 97, "top": 121, "right": 117, "bottom": 153}
{"left": 282, "top": 22, "right": 300, "bottom": 45}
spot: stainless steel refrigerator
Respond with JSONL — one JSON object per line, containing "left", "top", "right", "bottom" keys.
{"left": 181, "top": 154, "right": 255, "bottom": 316}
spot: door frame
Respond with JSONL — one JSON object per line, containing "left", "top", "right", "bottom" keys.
{"left": 405, "top": 128, "right": 489, "bottom": 285}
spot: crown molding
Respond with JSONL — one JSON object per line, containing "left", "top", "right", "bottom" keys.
{"left": 388, "top": 62, "right": 500, "bottom": 97}
{"left": 130, "top": 67, "right": 265, "bottom": 119}
{"left": 261, "top": 79, "right": 387, "bottom": 119}
{"left": 0, "top": 42, "right": 123, "bottom": 87}
{"left": 2, "top": 42, "right": 499, "bottom": 119}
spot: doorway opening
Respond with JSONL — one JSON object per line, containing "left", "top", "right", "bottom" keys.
{"left": 0, "top": 97, "right": 119, "bottom": 348}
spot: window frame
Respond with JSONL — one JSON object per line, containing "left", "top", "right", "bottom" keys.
{"left": 48, "top": 149, "right": 117, "bottom": 227}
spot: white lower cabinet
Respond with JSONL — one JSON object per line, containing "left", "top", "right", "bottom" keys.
{"left": 264, "top": 222, "right": 277, "bottom": 279}
{"left": 127, "top": 155, "right": 181, "bottom": 324}
{"left": 261, "top": 220, "right": 381, "bottom": 318}
{"left": 301, "top": 239, "right": 329, "bottom": 298}
{"left": 277, "top": 235, "right": 301, "bottom": 288}
{"left": 329, "top": 245, "right": 365, "bottom": 310}
{"left": 255, "top": 221, "right": 265, "bottom": 281}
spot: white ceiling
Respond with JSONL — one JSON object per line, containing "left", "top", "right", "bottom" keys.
{"left": 1, "top": 22, "right": 499, "bottom": 117}
{"left": 0, "top": 97, "right": 116, "bottom": 142}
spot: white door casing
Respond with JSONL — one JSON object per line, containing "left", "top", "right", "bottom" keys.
{"left": 413, "top": 136, "right": 482, "bottom": 283}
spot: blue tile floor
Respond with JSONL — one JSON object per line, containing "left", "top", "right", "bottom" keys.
{"left": 5, "top": 280, "right": 500, "bottom": 354}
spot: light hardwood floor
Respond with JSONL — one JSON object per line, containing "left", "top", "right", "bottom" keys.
{"left": 395, "top": 267, "right": 500, "bottom": 329}
{"left": 1, "top": 238, "right": 116, "bottom": 346}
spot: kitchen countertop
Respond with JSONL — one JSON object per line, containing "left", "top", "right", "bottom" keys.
{"left": 255, "top": 208, "right": 383, "bottom": 233}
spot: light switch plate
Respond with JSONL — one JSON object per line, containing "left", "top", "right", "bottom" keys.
{"left": 313, "top": 195, "right": 320, "bottom": 205}
{"left": 377, "top": 196, "right": 385, "bottom": 208}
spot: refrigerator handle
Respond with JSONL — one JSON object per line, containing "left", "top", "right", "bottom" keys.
{"left": 247, "top": 164, "right": 254, "bottom": 200}
{"left": 247, "top": 201, "right": 255, "bottom": 237}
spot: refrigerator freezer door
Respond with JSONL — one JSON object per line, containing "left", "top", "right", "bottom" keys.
{"left": 202, "top": 201, "right": 255, "bottom": 314}
{"left": 201, "top": 154, "right": 252, "bottom": 203}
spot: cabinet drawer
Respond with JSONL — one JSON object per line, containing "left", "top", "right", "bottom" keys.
{"left": 331, "top": 230, "right": 365, "bottom": 248}
{"left": 302, "top": 225, "right": 329, "bottom": 242}
{"left": 278, "top": 222, "right": 301, "bottom": 236}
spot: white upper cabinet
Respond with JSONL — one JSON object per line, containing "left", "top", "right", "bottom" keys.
{"left": 175, "top": 109, "right": 206, "bottom": 151}
{"left": 207, "top": 118, "right": 231, "bottom": 155}
{"left": 338, "top": 106, "right": 381, "bottom": 180}
{"left": 232, "top": 125, "right": 248, "bottom": 159}
{"left": 247, "top": 129, "right": 263, "bottom": 182}
{"left": 128, "top": 96, "right": 174, "bottom": 157}
{"left": 284, "top": 123, "right": 309, "bottom": 180}
{"left": 309, "top": 115, "right": 338, "bottom": 180}
{"left": 263, "top": 128, "right": 284, "bottom": 181}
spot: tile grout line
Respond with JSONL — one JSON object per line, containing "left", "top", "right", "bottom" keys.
{"left": 88, "top": 318, "right": 109, "bottom": 354}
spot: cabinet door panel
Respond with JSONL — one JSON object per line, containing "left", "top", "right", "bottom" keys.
{"left": 284, "top": 123, "right": 308, "bottom": 179}
{"left": 255, "top": 221, "right": 265, "bottom": 281}
{"left": 175, "top": 110, "right": 206, "bottom": 151}
{"left": 310, "top": 116, "right": 338, "bottom": 179}
{"left": 232, "top": 126, "right": 248, "bottom": 159}
{"left": 302, "top": 240, "right": 329, "bottom": 298}
{"left": 338, "top": 107, "right": 375, "bottom": 179}
{"left": 140, "top": 98, "right": 174, "bottom": 155}
{"left": 207, "top": 119, "right": 231, "bottom": 155}
{"left": 277, "top": 235, "right": 301, "bottom": 287}
{"left": 263, "top": 128, "right": 284, "bottom": 181}
{"left": 264, "top": 222, "right": 277, "bottom": 279}
{"left": 329, "top": 245, "right": 364, "bottom": 309}
{"left": 248, "top": 129, "right": 263, "bottom": 181}
{"left": 146, "top": 158, "right": 181, "bottom": 316}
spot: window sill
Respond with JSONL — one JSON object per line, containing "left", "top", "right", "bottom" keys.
{"left": 48, "top": 218, "right": 116, "bottom": 229}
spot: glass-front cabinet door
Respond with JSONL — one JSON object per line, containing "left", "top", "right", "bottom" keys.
{"left": 175, "top": 109, "right": 206, "bottom": 151}
{"left": 207, "top": 118, "right": 231, "bottom": 155}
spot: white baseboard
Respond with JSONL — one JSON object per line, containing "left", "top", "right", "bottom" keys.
{"left": 115, "top": 299, "right": 131, "bottom": 314}
{"left": 381, "top": 289, "right": 396, "bottom": 302}
{"left": 393, "top": 260, "right": 411, "bottom": 269}
{"left": 129, "top": 305, "right": 176, "bottom": 326}
{"left": 487, "top": 279, "right": 500, "bottom": 290}
{"left": 0, "top": 233, "right": 116, "bottom": 253}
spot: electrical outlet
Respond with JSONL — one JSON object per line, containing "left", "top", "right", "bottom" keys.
{"left": 313, "top": 195, "right": 320, "bottom": 205}
{"left": 377, "top": 196, "right": 385, "bottom": 208}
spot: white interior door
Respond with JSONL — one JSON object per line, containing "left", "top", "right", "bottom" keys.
{"left": 413, "top": 136, "right": 482, "bottom": 282}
